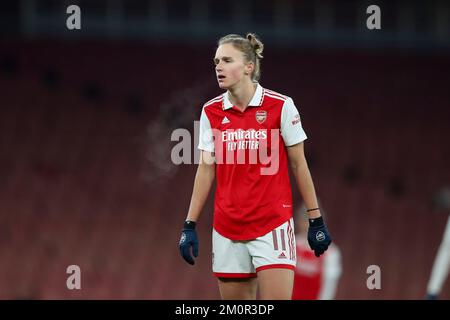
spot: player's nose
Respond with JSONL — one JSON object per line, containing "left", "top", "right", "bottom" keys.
{"left": 215, "top": 61, "right": 224, "bottom": 71}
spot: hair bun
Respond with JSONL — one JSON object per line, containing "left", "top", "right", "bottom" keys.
{"left": 246, "top": 33, "right": 264, "bottom": 59}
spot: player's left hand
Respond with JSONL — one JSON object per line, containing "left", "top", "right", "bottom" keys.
{"left": 307, "top": 216, "right": 332, "bottom": 257}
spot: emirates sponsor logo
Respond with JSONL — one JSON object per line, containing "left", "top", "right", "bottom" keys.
{"left": 221, "top": 129, "right": 267, "bottom": 142}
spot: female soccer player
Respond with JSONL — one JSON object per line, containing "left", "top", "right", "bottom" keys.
{"left": 179, "top": 33, "right": 332, "bottom": 300}
{"left": 292, "top": 203, "right": 342, "bottom": 300}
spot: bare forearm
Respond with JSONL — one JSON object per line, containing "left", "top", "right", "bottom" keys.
{"left": 186, "top": 164, "right": 215, "bottom": 222}
{"left": 292, "top": 160, "right": 321, "bottom": 219}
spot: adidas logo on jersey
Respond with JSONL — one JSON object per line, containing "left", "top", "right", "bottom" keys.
{"left": 221, "top": 116, "right": 230, "bottom": 124}
{"left": 278, "top": 252, "right": 287, "bottom": 259}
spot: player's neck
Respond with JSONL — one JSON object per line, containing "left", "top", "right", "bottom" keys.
{"left": 227, "top": 81, "right": 257, "bottom": 112}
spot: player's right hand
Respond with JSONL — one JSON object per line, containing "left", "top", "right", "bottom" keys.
{"left": 179, "top": 220, "right": 199, "bottom": 265}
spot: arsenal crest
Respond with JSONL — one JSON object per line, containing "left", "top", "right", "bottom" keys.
{"left": 255, "top": 110, "right": 267, "bottom": 124}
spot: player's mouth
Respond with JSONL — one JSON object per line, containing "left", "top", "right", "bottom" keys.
{"left": 217, "top": 75, "right": 226, "bottom": 82}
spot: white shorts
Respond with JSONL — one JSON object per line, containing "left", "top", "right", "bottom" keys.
{"left": 212, "top": 218, "right": 297, "bottom": 278}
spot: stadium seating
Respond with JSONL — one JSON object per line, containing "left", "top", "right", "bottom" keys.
{"left": 0, "top": 41, "right": 449, "bottom": 299}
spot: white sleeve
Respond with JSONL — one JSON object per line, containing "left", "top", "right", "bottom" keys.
{"left": 319, "top": 245, "right": 342, "bottom": 300}
{"left": 197, "top": 108, "right": 215, "bottom": 152}
{"left": 427, "top": 215, "right": 450, "bottom": 295}
{"left": 280, "top": 97, "right": 307, "bottom": 146}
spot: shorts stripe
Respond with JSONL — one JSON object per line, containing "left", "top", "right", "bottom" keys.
{"left": 292, "top": 222, "right": 296, "bottom": 260}
{"left": 280, "top": 229, "right": 286, "bottom": 251}
{"left": 287, "top": 223, "right": 291, "bottom": 260}
{"left": 272, "top": 230, "right": 278, "bottom": 250}
{"left": 288, "top": 220, "right": 294, "bottom": 260}
{"left": 256, "top": 264, "right": 296, "bottom": 272}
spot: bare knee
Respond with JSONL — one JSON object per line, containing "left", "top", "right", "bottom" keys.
{"left": 218, "top": 277, "right": 257, "bottom": 300}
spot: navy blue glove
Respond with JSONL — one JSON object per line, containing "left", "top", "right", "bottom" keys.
{"left": 179, "top": 220, "right": 199, "bottom": 265}
{"left": 307, "top": 216, "right": 332, "bottom": 257}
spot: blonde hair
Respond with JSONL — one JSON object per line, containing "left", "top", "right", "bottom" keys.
{"left": 218, "top": 33, "right": 264, "bottom": 82}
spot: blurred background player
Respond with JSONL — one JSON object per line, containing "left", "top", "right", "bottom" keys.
{"left": 292, "top": 202, "right": 342, "bottom": 300}
{"left": 426, "top": 187, "right": 450, "bottom": 300}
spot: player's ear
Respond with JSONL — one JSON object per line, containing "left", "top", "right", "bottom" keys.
{"left": 245, "top": 61, "right": 254, "bottom": 76}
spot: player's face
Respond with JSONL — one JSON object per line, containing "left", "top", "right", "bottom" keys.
{"left": 214, "top": 44, "right": 250, "bottom": 90}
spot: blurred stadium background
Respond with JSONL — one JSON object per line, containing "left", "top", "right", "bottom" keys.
{"left": 0, "top": 0, "right": 449, "bottom": 299}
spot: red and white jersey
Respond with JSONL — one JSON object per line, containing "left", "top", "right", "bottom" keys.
{"left": 292, "top": 237, "right": 342, "bottom": 300}
{"left": 198, "top": 83, "right": 307, "bottom": 240}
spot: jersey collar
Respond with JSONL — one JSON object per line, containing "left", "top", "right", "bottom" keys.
{"left": 222, "top": 83, "right": 264, "bottom": 110}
